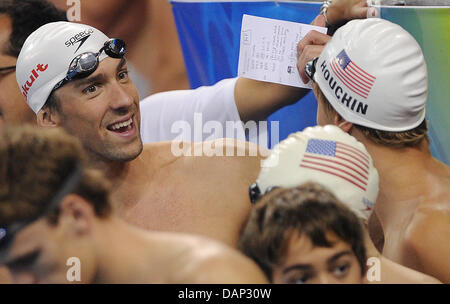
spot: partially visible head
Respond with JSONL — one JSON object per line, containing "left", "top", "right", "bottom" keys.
{"left": 16, "top": 21, "right": 142, "bottom": 163}
{"left": 311, "top": 18, "right": 428, "bottom": 148}
{"left": 250, "top": 125, "right": 379, "bottom": 221}
{"left": 0, "top": 126, "right": 112, "bottom": 283}
{"left": 0, "top": 0, "right": 66, "bottom": 129}
{"left": 239, "top": 183, "right": 367, "bottom": 284}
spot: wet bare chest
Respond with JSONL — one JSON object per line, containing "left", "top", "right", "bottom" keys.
{"left": 114, "top": 172, "right": 247, "bottom": 246}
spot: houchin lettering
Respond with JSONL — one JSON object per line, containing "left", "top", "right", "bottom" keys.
{"left": 320, "top": 60, "right": 368, "bottom": 115}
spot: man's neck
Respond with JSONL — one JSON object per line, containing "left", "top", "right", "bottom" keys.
{"left": 352, "top": 131, "right": 434, "bottom": 226}
{"left": 86, "top": 149, "right": 152, "bottom": 211}
{"left": 85, "top": 151, "right": 130, "bottom": 179}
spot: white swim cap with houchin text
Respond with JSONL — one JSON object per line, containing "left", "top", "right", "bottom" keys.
{"left": 16, "top": 22, "right": 110, "bottom": 114}
{"left": 314, "top": 18, "right": 427, "bottom": 132}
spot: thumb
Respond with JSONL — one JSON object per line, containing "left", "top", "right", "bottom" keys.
{"left": 367, "top": 7, "right": 379, "bottom": 18}
{"left": 312, "top": 14, "right": 326, "bottom": 27}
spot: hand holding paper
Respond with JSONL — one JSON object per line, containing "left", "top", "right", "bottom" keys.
{"left": 238, "top": 15, "right": 327, "bottom": 89}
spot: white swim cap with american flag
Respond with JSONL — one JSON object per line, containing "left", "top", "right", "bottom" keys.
{"left": 256, "top": 125, "right": 379, "bottom": 220}
{"left": 314, "top": 18, "right": 427, "bottom": 132}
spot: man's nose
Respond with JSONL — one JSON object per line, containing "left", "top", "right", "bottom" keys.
{"left": 108, "top": 83, "right": 134, "bottom": 112}
{"left": 316, "top": 272, "right": 337, "bottom": 284}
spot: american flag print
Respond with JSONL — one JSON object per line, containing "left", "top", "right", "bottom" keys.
{"left": 330, "top": 50, "right": 376, "bottom": 99}
{"left": 300, "top": 139, "right": 370, "bottom": 191}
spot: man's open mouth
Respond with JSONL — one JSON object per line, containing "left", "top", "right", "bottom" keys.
{"left": 107, "top": 117, "right": 134, "bottom": 133}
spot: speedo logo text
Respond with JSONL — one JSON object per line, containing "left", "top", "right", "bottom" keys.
{"left": 65, "top": 28, "right": 94, "bottom": 52}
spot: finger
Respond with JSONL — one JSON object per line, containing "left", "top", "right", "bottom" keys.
{"left": 297, "top": 59, "right": 311, "bottom": 84}
{"left": 311, "top": 14, "right": 326, "bottom": 27}
{"left": 297, "top": 45, "right": 325, "bottom": 84}
{"left": 353, "top": 7, "right": 369, "bottom": 19}
{"left": 297, "top": 30, "right": 331, "bottom": 56}
{"left": 367, "top": 7, "right": 379, "bottom": 18}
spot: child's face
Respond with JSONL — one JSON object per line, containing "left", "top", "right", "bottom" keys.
{"left": 272, "top": 231, "right": 363, "bottom": 284}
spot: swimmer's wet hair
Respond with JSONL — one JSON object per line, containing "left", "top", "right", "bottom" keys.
{"left": 238, "top": 183, "right": 367, "bottom": 280}
{"left": 0, "top": 126, "right": 112, "bottom": 227}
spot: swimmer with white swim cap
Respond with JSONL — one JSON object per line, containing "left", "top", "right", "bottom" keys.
{"left": 297, "top": 18, "right": 450, "bottom": 282}
{"left": 14, "top": 20, "right": 269, "bottom": 248}
{"left": 242, "top": 125, "right": 440, "bottom": 283}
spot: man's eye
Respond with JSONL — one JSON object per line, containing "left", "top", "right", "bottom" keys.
{"left": 118, "top": 70, "right": 129, "bottom": 80}
{"left": 333, "top": 264, "right": 350, "bottom": 277}
{"left": 288, "top": 275, "right": 310, "bottom": 284}
{"left": 82, "top": 84, "right": 98, "bottom": 94}
{"left": 6, "top": 250, "right": 40, "bottom": 270}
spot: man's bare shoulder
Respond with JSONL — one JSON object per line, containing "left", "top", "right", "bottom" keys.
{"left": 406, "top": 199, "right": 450, "bottom": 242}
{"left": 412, "top": 158, "right": 450, "bottom": 213}
{"left": 142, "top": 139, "right": 264, "bottom": 177}
{"left": 142, "top": 139, "right": 265, "bottom": 160}
{"left": 166, "top": 233, "right": 268, "bottom": 284}
{"left": 403, "top": 198, "right": 450, "bottom": 282}
{"left": 138, "top": 142, "right": 181, "bottom": 170}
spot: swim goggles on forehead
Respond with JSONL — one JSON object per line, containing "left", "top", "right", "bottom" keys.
{"left": 51, "top": 38, "right": 126, "bottom": 92}
{"left": 0, "top": 165, "right": 82, "bottom": 262}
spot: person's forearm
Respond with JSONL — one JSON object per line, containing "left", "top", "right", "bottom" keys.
{"left": 235, "top": 78, "right": 309, "bottom": 123}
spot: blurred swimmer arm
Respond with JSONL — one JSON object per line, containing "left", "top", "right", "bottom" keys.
{"left": 50, "top": 0, "right": 147, "bottom": 47}
{"left": 190, "top": 252, "right": 269, "bottom": 284}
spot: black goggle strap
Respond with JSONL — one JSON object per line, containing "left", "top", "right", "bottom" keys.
{"left": 249, "top": 183, "right": 261, "bottom": 204}
{"left": 305, "top": 57, "right": 319, "bottom": 81}
{"left": 249, "top": 183, "right": 281, "bottom": 204}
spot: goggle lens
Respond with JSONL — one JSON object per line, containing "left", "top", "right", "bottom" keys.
{"left": 52, "top": 38, "right": 126, "bottom": 91}
{"left": 105, "top": 39, "right": 126, "bottom": 58}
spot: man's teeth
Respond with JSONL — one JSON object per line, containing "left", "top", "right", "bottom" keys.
{"left": 110, "top": 118, "right": 133, "bottom": 130}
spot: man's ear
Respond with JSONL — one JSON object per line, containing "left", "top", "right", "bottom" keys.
{"left": 37, "top": 107, "right": 60, "bottom": 127}
{"left": 333, "top": 113, "right": 354, "bottom": 133}
{"left": 58, "top": 194, "right": 95, "bottom": 236}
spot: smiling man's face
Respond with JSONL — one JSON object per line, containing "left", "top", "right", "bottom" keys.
{"left": 49, "top": 57, "right": 142, "bottom": 162}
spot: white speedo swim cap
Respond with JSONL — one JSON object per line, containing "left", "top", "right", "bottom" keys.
{"left": 255, "top": 125, "right": 379, "bottom": 220}
{"left": 16, "top": 22, "right": 110, "bottom": 114}
{"left": 314, "top": 18, "right": 427, "bottom": 132}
